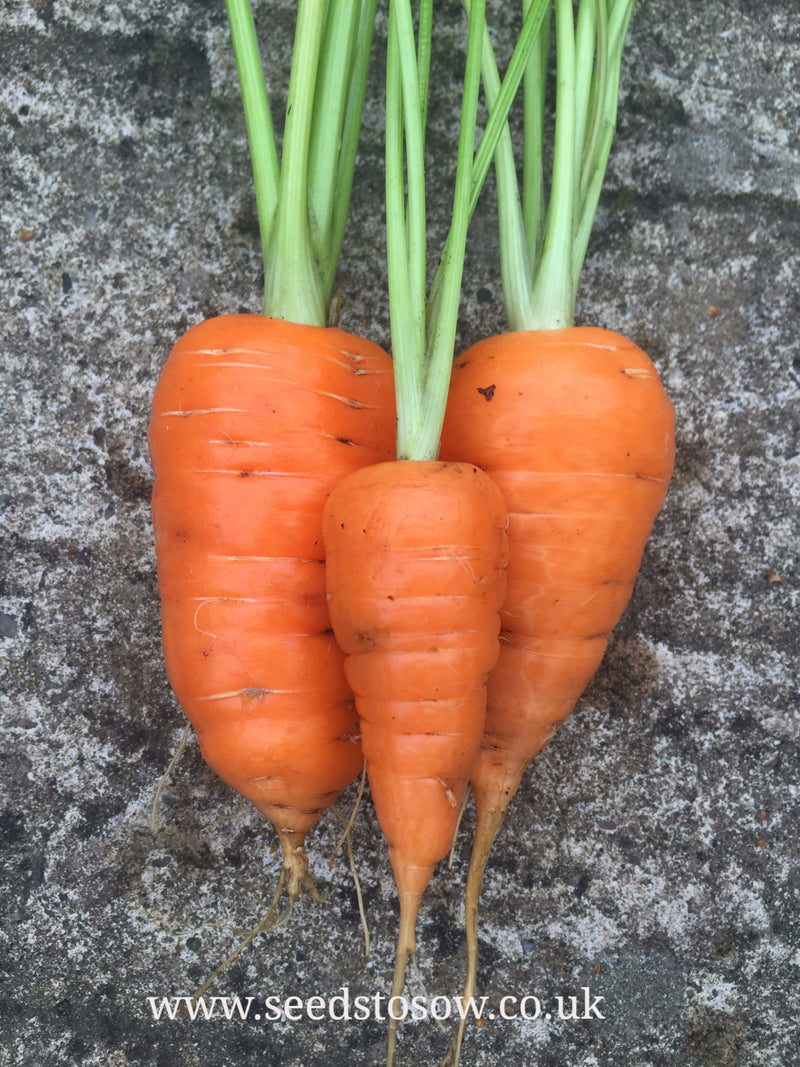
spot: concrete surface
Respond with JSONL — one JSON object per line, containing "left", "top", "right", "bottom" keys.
{"left": 1, "top": 1, "right": 798, "bottom": 1065}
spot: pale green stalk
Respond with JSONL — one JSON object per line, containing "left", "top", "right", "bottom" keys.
{"left": 388, "top": 0, "right": 555, "bottom": 459}
{"left": 263, "top": 0, "right": 328, "bottom": 325}
{"left": 307, "top": 0, "right": 362, "bottom": 267}
{"left": 474, "top": 10, "right": 534, "bottom": 331}
{"left": 389, "top": 0, "right": 487, "bottom": 461}
{"left": 323, "top": 0, "right": 380, "bottom": 299}
{"left": 578, "top": 0, "right": 607, "bottom": 209}
{"left": 386, "top": 3, "right": 422, "bottom": 443}
{"left": 224, "top": 0, "right": 280, "bottom": 285}
{"left": 482, "top": 0, "right": 638, "bottom": 330}
{"left": 394, "top": 0, "right": 428, "bottom": 366}
{"left": 573, "top": 0, "right": 597, "bottom": 206}
{"left": 522, "top": 0, "right": 550, "bottom": 266}
{"left": 426, "top": 0, "right": 552, "bottom": 335}
{"left": 226, "top": 0, "right": 380, "bottom": 326}
{"left": 413, "top": 0, "right": 487, "bottom": 461}
{"left": 528, "top": 0, "right": 576, "bottom": 328}
{"left": 574, "top": 0, "right": 636, "bottom": 291}
{"left": 417, "top": 0, "right": 433, "bottom": 135}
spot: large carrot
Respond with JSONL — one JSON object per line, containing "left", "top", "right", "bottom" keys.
{"left": 437, "top": 1, "right": 675, "bottom": 1061}
{"left": 150, "top": 315, "right": 394, "bottom": 893}
{"left": 322, "top": 1, "right": 549, "bottom": 1062}
{"left": 148, "top": 0, "right": 394, "bottom": 898}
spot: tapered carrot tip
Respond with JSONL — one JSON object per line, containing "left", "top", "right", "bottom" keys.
{"left": 277, "top": 829, "right": 323, "bottom": 902}
{"left": 386, "top": 887, "right": 425, "bottom": 1067}
{"left": 450, "top": 802, "right": 509, "bottom": 1066}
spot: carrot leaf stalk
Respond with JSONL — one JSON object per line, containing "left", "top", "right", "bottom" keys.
{"left": 493, "top": 0, "right": 637, "bottom": 330}
{"left": 389, "top": 0, "right": 552, "bottom": 462}
{"left": 225, "top": 0, "right": 379, "bottom": 325}
{"left": 422, "top": 0, "right": 553, "bottom": 374}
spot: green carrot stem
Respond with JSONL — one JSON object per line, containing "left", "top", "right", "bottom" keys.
{"left": 227, "top": 0, "right": 379, "bottom": 326}
{"left": 574, "top": 0, "right": 636, "bottom": 286}
{"left": 394, "top": 0, "right": 428, "bottom": 357}
{"left": 307, "top": 0, "right": 362, "bottom": 267}
{"left": 224, "top": 0, "right": 280, "bottom": 286}
{"left": 323, "top": 0, "right": 380, "bottom": 300}
{"left": 522, "top": 0, "right": 550, "bottom": 265}
{"left": 467, "top": 0, "right": 552, "bottom": 224}
{"left": 474, "top": 6, "right": 534, "bottom": 332}
{"left": 386, "top": 1, "right": 422, "bottom": 442}
{"left": 417, "top": 0, "right": 433, "bottom": 136}
{"left": 388, "top": 0, "right": 551, "bottom": 460}
{"left": 390, "top": 0, "right": 487, "bottom": 462}
{"left": 425, "top": 0, "right": 551, "bottom": 339}
{"left": 412, "top": 0, "right": 486, "bottom": 462}
{"left": 484, "top": 0, "right": 637, "bottom": 332}
{"left": 264, "top": 0, "right": 328, "bottom": 325}
{"left": 528, "top": 0, "right": 576, "bottom": 329}
{"left": 573, "top": 0, "right": 598, "bottom": 207}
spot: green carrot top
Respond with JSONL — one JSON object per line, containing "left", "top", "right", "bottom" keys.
{"left": 484, "top": 0, "right": 638, "bottom": 332}
{"left": 386, "top": 0, "right": 552, "bottom": 461}
{"left": 227, "top": 0, "right": 584, "bottom": 454}
{"left": 225, "top": 0, "right": 379, "bottom": 327}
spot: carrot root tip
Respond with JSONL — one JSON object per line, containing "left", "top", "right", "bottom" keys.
{"left": 277, "top": 828, "right": 326, "bottom": 903}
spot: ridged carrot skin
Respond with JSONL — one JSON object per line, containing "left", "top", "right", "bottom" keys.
{"left": 441, "top": 327, "right": 675, "bottom": 817}
{"left": 437, "top": 327, "right": 674, "bottom": 1063}
{"left": 148, "top": 313, "right": 395, "bottom": 894}
{"left": 322, "top": 460, "right": 508, "bottom": 1062}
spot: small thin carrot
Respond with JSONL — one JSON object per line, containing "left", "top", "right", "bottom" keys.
{"left": 323, "top": 460, "right": 508, "bottom": 1055}
{"left": 438, "top": 2, "right": 675, "bottom": 1062}
{"left": 149, "top": 0, "right": 395, "bottom": 897}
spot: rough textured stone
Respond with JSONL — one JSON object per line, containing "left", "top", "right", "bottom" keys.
{"left": 1, "top": 1, "right": 797, "bottom": 1065}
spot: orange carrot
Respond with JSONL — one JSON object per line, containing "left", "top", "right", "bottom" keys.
{"left": 150, "top": 313, "right": 394, "bottom": 892}
{"left": 436, "top": 3, "right": 675, "bottom": 1062}
{"left": 323, "top": 460, "right": 507, "bottom": 1060}
{"left": 440, "top": 323, "right": 675, "bottom": 880}
{"left": 148, "top": 0, "right": 391, "bottom": 898}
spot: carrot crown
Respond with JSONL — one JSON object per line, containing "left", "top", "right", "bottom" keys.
{"left": 483, "top": 0, "right": 637, "bottom": 331}
{"left": 225, "top": 0, "right": 378, "bottom": 326}
{"left": 387, "top": 0, "right": 551, "bottom": 461}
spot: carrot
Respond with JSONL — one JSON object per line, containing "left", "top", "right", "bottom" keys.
{"left": 442, "top": 324, "right": 674, "bottom": 847}
{"left": 149, "top": 314, "right": 394, "bottom": 893}
{"left": 148, "top": 0, "right": 395, "bottom": 898}
{"left": 437, "top": 2, "right": 675, "bottom": 1061}
{"left": 323, "top": 460, "right": 508, "bottom": 1054}
{"left": 321, "top": 2, "right": 550, "bottom": 1062}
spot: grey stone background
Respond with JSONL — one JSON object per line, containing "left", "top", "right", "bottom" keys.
{"left": 1, "top": 1, "right": 798, "bottom": 1065}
